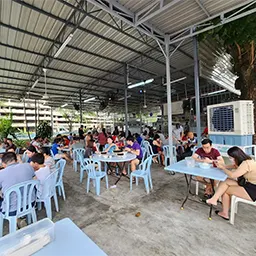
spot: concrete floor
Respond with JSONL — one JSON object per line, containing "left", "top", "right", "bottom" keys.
{"left": 3, "top": 163, "right": 256, "bottom": 255}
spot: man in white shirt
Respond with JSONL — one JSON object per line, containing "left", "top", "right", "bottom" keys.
{"left": 30, "top": 153, "right": 51, "bottom": 198}
{"left": 172, "top": 123, "right": 184, "bottom": 142}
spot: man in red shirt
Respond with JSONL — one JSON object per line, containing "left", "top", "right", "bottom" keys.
{"left": 192, "top": 138, "right": 224, "bottom": 197}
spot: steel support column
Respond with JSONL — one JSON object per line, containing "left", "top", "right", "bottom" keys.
{"left": 51, "top": 107, "right": 54, "bottom": 135}
{"left": 193, "top": 34, "right": 201, "bottom": 143}
{"left": 34, "top": 100, "right": 37, "bottom": 132}
{"left": 165, "top": 36, "right": 174, "bottom": 163}
{"left": 79, "top": 89, "right": 83, "bottom": 124}
{"left": 124, "top": 64, "right": 129, "bottom": 137}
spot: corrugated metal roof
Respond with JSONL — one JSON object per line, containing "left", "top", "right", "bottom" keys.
{"left": 0, "top": 0, "right": 252, "bottom": 110}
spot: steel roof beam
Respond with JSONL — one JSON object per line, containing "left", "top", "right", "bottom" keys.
{"left": 58, "top": 0, "right": 193, "bottom": 60}
{"left": 86, "top": 0, "right": 165, "bottom": 43}
{"left": 13, "top": 0, "right": 167, "bottom": 67}
{"left": 169, "top": 0, "right": 256, "bottom": 44}
{"left": 194, "top": 0, "right": 210, "bottom": 17}
{"left": 0, "top": 56, "right": 165, "bottom": 96}
{"left": 135, "top": 0, "right": 183, "bottom": 26}
{"left": 12, "top": 0, "right": 91, "bottom": 96}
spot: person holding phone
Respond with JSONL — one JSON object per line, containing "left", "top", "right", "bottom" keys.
{"left": 192, "top": 139, "right": 224, "bottom": 198}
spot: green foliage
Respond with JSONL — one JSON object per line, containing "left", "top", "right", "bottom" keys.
{"left": 0, "top": 114, "right": 18, "bottom": 139}
{"left": 199, "top": 6, "right": 256, "bottom": 47}
{"left": 14, "top": 139, "right": 29, "bottom": 149}
{"left": 36, "top": 121, "right": 53, "bottom": 139}
{"left": 60, "top": 109, "right": 80, "bottom": 132}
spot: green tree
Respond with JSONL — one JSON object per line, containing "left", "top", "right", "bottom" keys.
{"left": 200, "top": 9, "right": 256, "bottom": 139}
{"left": 36, "top": 121, "right": 53, "bottom": 139}
{"left": 0, "top": 114, "right": 18, "bottom": 139}
{"left": 60, "top": 110, "right": 79, "bottom": 132}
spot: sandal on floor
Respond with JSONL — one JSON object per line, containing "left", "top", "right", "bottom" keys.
{"left": 215, "top": 210, "right": 229, "bottom": 220}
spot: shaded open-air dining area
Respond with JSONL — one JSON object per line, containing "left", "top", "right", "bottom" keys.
{"left": 0, "top": 0, "right": 256, "bottom": 255}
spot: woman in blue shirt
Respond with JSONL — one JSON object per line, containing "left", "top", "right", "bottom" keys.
{"left": 103, "top": 136, "right": 118, "bottom": 153}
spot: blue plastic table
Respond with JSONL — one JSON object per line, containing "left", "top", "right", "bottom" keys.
{"left": 165, "top": 160, "right": 227, "bottom": 219}
{"left": 92, "top": 153, "right": 136, "bottom": 185}
{"left": 34, "top": 218, "right": 107, "bottom": 256}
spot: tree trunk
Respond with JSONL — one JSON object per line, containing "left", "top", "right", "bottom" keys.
{"left": 231, "top": 41, "right": 256, "bottom": 143}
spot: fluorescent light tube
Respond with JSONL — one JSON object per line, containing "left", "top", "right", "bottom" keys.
{"left": 54, "top": 34, "right": 73, "bottom": 58}
{"left": 163, "top": 76, "right": 186, "bottom": 85}
{"left": 128, "top": 78, "right": 154, "bottom": 89}
{"left": 118, "top": 95, "right": 131, "bottom": 101}
{"left": 61, "top": 103, "right": 68, "bottom": 108}
{"left": 84, "top": 97, "right": 96, "bottom": 103}
{"left": 31, "top": 79, "right": 39, "bottom": 89}
{"left": 207, "top": 89, "right": 226, "bottom": 95}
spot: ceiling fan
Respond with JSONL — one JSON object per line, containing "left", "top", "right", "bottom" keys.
{"left": 27, "top": 68, "right": 63, "bottom": 101}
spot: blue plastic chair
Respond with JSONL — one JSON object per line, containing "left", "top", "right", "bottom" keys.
{"left": 130, "top": 155, "right": 153, "bottom": 194}
{"left": 55, "top": 159, "right": 67, "bottom": 200}
{"left": 0, "top": 180, "right": 39, "bottom": 237}
{"left": 143, "top": 141, "right": 160, "bottom": 163}
{"left": 36, "top": 170, "right": 59, "bottom": 220}
{"left": 21, "top": 151, "right": 29, "bottom": 163}
{"left": 50, "top": 149, "right": 61, "bottom": 161}
{"left": 79, "top": 157, "right": 108, "bottom": 196}
{"left": 73, "top": 148, "right": 85, "bottom": 172}
{"left": 127, "top": 148, "right": 147, "bottom": 175}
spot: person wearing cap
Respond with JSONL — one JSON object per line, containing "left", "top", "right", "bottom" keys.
{"left": 26, "top": 145, "right": 37, "bottom": 163}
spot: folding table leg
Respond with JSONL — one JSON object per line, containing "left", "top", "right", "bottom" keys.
{"left": 181, "top": 174, "right": 192, "bottom": 210}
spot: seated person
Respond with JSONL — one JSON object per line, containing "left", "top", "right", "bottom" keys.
{"left": 5, "top": 138, "right": 17, "bottom": 152}
{"left": 0, "top": 152, "right": 35, "bottom": 214}
{"left": 192, "top": 138, "right": 224, "bottom": 198}
{"left": 103, "top": 136, "right": 118, "bottom": 153}
{"left": 178, "top": 132, "right": 198, "bottom": 161}
{"left": 206, "top": 146, "right": 256, "bottom": 220}
{"left": 30, "top": 153, "right": 51, "bottom": 198}
{"left": 61, "top": 136, "right": 69, "bottom": 148}
{"left": 40, "top": 147, "right": 56, "bottom": 172}
{"left": 152, "top": 134, "right": 164, "bottom": 165}
{"left": 123, "top": 136, "right": 143, "bottom": 176}
{"left": 26, "top": 145, "right": 37, "bottom": 163}
{"left": 51, "top": 138, "right": 72, "bottom": 162}
{"left": 135, "top": 133, "right": 143, "bottom": 145}
{"left": 31, "top": 136, "right": 41, "bottom": 150}
{"left": 85, "top": 140, "right": 97, "bottom": 158}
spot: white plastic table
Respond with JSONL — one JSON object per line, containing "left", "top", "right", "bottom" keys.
{"left": 34, "top": 218, "right": 107, "bottom": 256}
{"left": 92, "top": 153, "right": 136, "bottom": 184}
{"left": 165, "top": 160, "right": 227, "bottom": 219}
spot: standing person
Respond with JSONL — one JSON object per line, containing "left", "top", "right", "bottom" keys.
{"left": 0, "top": 152, "right": 35, "bottom": 214}
{"left": 207, "top": 147, "right": 256, "bottom": 220}
{"left": 78, "top": 125, "right": 85, "bottom": 140}
{"left": 192, "top": 138, "right": 224, "bottom": 197}
{"left": 30, "top": 153, "right": 51, "bottom": 198}
{"left": 98, "top": 128, "right": 107, "bottom": 152}
{"left": 172, "top": 123, "right": 184, "bottom": 143}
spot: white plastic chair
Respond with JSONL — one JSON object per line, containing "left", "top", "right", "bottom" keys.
{"left": 163, "top": 145, "right": 177, "bottom": 166}
{"left": 55, "top": 159, "right": 67, "bottom": 200}
{"left": 36, "top": 170, "right": 59, "bottom": 220}
{"left": 143, "top": 141, "right": 160, "bottom": 163}
{"left": 73, "top": 148, "right": 85, "bottom": 172}
{"left": 230, "top": 195, "right": 256, "bottom": 225}
{"left": 0, "top": 180, "right": 39, "bottom": 236}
